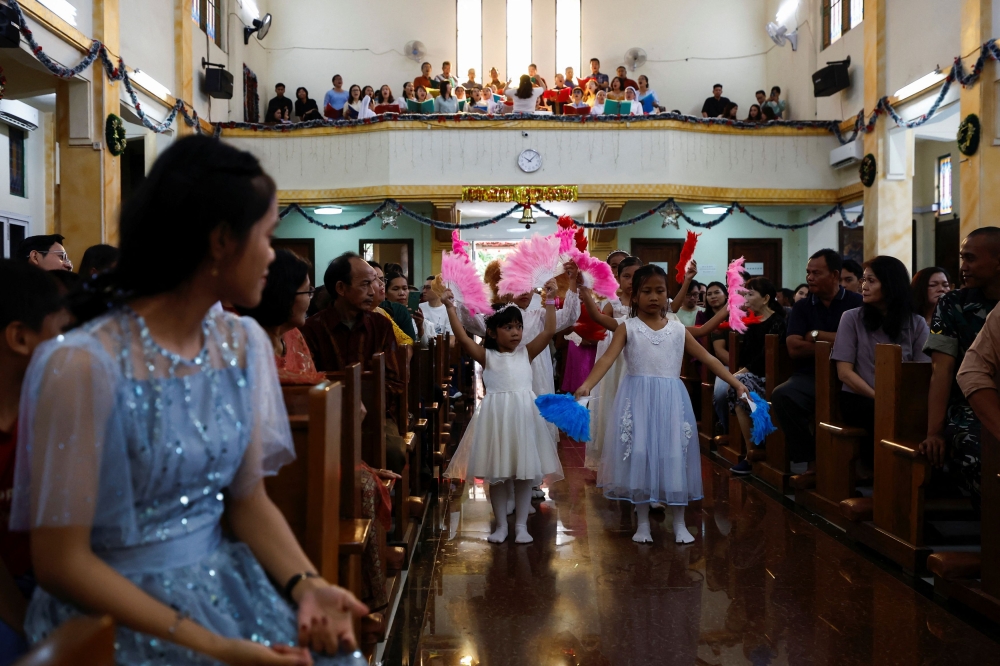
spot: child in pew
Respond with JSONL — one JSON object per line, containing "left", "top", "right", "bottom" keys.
{"left": 574, "top": 265, "right": 747, "bottom": 544}
{"left": 723, "top": 278, "right": 787, "bottom": 476}
{"left": 0, "top": 261, "right": 70, "bottom": 664}
{"left": 831, "top": 255, "right": 928, "bottom": 472}
{"left": 442, "top": 284, "right": 564, "bottom": 544}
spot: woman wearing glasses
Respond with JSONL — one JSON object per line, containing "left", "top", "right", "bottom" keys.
{"left": 238, "top": 248, "right": 326, "bottom": 385}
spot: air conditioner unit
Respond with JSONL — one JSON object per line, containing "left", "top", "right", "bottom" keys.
{"left": 830, "top": 139, "right": 863, "bottom": 169}
{"left": 0, "top": 99, "right": 39, "bottom": 131}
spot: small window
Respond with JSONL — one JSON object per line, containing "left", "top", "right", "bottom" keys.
{"left": 823, "top": 0, "right": 862, "bottom": 49}
{"left": 456, "top": 0, "right": 483, "bottom": 88}
{"left": 362, "top": 243, "right": 375, "bottom": 261}
{"left": 938, "top": 155, "right": 953, "bottom": 217}
{"left": 2, "top": 218, "right": 27, "bottom": 259}
{"left": 556, "top": 0, "right": 581, "bottom": 80}
{"left": 9, "top": 127, "right": 25, "bottom": 198}
{"left": 197, "top": 0, "right": 223, "bottom": 48}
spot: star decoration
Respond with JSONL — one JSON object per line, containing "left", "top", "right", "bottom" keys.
{"left": 378, "top": 208, "right": 399, "bottom": 230}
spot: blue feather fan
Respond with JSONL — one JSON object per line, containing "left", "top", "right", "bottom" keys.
{"left": 535, "top": 393, "right": 591, "bottom": 443}
{"left": 747, "top": 391, "right": 777, "bottom": 445}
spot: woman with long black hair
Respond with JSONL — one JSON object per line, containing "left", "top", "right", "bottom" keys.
{"left": 911, "top": 266, "right": 951, "bottom": 324}
{"left": 832, "top": 255, "right": 930, "bottom": 466}
{"left": 505, "top": 75, "right": 543, "bottom": 114}
{"left": 11, "top": 136, "right": 367, "bottom": 665}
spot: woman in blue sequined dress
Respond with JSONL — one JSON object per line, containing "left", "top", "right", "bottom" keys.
{"left": 10, "top": 137, "right": 368, "bottom": 665}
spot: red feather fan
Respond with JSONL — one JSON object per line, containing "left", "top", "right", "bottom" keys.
{"left": 574, "top": 227, "right": 587, "bottom": 252}
{"left": 715, "top": 311, "right": 762, "bottom": 331}
{"left": 676, "top": 230, "right": 701, "bottom": 284}
{"left": 557, "top": 215, "right": 576, "bottom": 230}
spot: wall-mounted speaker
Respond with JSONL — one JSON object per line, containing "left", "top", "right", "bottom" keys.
{"left": 813, "top": 56, "right": 851, "bottom": 97}
{"left": 204, "top": 68, "right": 234, "bottom": 99}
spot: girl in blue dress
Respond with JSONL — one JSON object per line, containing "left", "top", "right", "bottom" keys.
{"left": 575, "top": 265, "right": 747, "bottom": 544}
{"left": 10, "top": 136, "right": 367, "bottom": 665}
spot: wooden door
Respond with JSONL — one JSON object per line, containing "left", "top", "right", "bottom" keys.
{"left": 273, "top": 238, "right": 317, "bottom": 287}
{"left": 935, "top": 218, "right": 960, "bottom": 288}
{"left": 729, "top": 238, "right": 782, "bottom": 288}
{"left": 630, "top": 238, "right": 684, "bottom": 297}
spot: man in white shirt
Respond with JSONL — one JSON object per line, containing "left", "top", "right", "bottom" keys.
{"left": 420, "top": 275, "right": 454, "bottom": 337}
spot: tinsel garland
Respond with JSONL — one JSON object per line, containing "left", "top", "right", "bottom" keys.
{"left": 8, "top": 0, "right": 200, "bottom": 135}
{"left": 462, "top": 186, "right": 578, "bottom": 204}
{"left": 280, "top": 201, "right": 522, "bottom": 231}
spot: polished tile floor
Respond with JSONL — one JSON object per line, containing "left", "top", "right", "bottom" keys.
{"left": 385, "top": 441, "right": 1000, "bottom": 665}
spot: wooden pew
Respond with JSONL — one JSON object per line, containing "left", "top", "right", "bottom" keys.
{"left": 841, "top": 344, "right": 934, "bottom": 573}
{"left": 717, "top": 331, "right": 744, "bottom": 465}
{"left": 793, "top": 341, "right": 865, "bottom": 529}
{"left": 411, "top": 342, "right": 433, "bottom": 495}
{"left": 680, "top": 352, "right": 702, "bottom": 431}
{"left": 14, "top": 616, "right": 115, "bottom": 666}
{"left": 753, "top": 334, "right": 793, "bottom": 493}
{"left": 271, "top": 381, "right": 343, "bottom": 582}
{"left": 360, "top": 353, "right": 387, "bottom": 471}
{"left": 927, "top": 426, "right": 1000, "bottom": 622}
{"left": 392, "top": 344, "right": 423, "bottom": 555}
{"left": 698, "top": 361, "right": 722, "bottom": 455}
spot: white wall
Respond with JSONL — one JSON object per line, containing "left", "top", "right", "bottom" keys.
{"left": 120, "top": 0, "right": 175, "bottom": 95}
{"left": 885, "top": 0, "right": 960, "bottom": 97}
{"left": 0, "top": 120, "right": 49, "bottom": 239}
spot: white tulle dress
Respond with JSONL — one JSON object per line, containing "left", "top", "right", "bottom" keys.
{"left": 444, "top": 346, "right": 564, "bottom": 485}
{"left": 585, "top": 300, "right": 631, "bottom": 470}
{"left": 598, "top": 316, "right": 702, "bottom": 505}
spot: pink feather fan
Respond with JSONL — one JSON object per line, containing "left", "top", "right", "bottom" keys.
{"left": 497, "top": 233, "right": 564, "bottom": 297}
{"left": 441, "top": 251, "right": 493, "bottom": 316}
{"left": 572, "top": 251, "right": 619, "bottom": 300}
{"left": 727, "top": 257, "right": 749, "bottom": 334}
{"left": 452, "top": 230, "right": 471, "bottom": 261}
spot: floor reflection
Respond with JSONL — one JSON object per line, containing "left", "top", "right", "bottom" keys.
{"left": 401, "top": 441, "right": 998, "bottom": 666}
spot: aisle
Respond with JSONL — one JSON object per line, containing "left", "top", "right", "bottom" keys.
{"left": 385, "top": 440, "right": 999, "bottom": 665}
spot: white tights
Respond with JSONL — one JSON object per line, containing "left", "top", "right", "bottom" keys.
{"left": 632, "top": 504, "right": 696, "bottom": 544}
{"left": 488, "top": 479, "right": 535, "bottom": 543}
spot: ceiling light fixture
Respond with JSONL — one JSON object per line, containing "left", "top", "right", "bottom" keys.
{"left": 893, "top": 68, "right": 946, "bottom": 101}
{"left": 314, "top": 207, "right": 342, "bottom": 215}
{"left": 702, "top": 206, "right": 729, "bottom": 215}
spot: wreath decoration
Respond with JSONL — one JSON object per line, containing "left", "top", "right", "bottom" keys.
{"left": 105, "top": 113, "right": 127, "bottom": 157}
{"left": 958, "top": 113, "right": 981, "bottom": 156}
{"left": 859, "top": 153, "right": 877, "bottom": 188}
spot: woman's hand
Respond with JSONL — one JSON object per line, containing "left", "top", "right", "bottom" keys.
{"left": 373, "top": 469, "right": 402, "bottom": 481}
{"left": 216, "top": 638, "right": 313, "bottom": 666}
{"left": 296, "top": 582, "right": 369, "bottom": 655}
{"left": 441, "top": 290, "right": 456, "bottom": 309}
{"left": 574, "top": 384, "right": 591, "bottom": 400}
{"left": 733, "top": 382, "right": 750, "bottom": 401}
{"left": 685, "top": 260, "right": 698, "bottom": 280}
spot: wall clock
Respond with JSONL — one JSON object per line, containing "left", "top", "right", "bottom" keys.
{"left": 518, "top": 149, "right": 542, "bottom": 173}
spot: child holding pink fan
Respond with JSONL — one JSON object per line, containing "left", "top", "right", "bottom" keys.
{"left": 442, "top": 282, "right": 563, "bottom": 544}
{"left": 575, "top": 265, "right": 747, "bottom": 544}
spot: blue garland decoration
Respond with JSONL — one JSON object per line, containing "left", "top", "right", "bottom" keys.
{"left": 532, "top": 200, "right": 862, "bottom": 231}
{"left": 281, "top": 200, "right": 523, "bottom": 231}
{"left": 9, "top": 0, "right": 200, "bottom": 135}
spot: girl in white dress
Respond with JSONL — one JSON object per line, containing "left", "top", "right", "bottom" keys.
{"left": 576, "top": 265, "right": 747, "bottom": 544}
{"left": 443, "top": 283, "right": 564, "bottom": 544}
{"left": 582, "top": 256, "right": 642, "bottom": 470}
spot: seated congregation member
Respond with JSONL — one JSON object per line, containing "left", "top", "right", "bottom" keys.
{"left": 434, "top": 81, "right": 460, "bottom": 114}
{"left": 615, "top": 66, "right": 639, "bottom": 92}
{"left": 237, "top": 248, "right": 325, "bottom": 386}
{"left": 696, "top": 282, "right": 730, "bottom": 433}
{"left": 756, "top": 89, "right": 768, "bottom": 107}
{"left": 265, "top": 82, "right": 293, "bottom": 123}
{"left": 722, "top": 103, "right": 740, "bottom": 120}
{"left": 414, "top": 62, "right": 434, "bottom": 90}
{"left": 701, "top": 83, "right": 730, "bottom": 118}
{"left": 323, "top": 74, "right": 349, "bottom": 117}
{"left": 368, "top": 262, "right": 415, "bottom": 345}
{"left": 506, "top": 75, "right": 543, "bottom": 114}
{"left": 415, "top": 85, "right": 431, "bottom": 107}
{"left": 762, "top": 105, "right": 779, "bottom": 122}
{"left": 10, "top": 136, "right": 368, "bottom": 664}
{"left": 419, "top": 276, "right": 453, "bottom": 338}
{"left": 294, "top": 86, "right": 322, "bottom": 121}
{"left": 727, "top": 278, "right": 788, "bottom": 475}
{"left": 912, "top": 266, "right": 951, "bottom": 324}
{"left": 676, "top": 280, "right": 704, "bottom": 326}
{"left": 840, "top": 258, "right": 863, "bottom": 294}
{"left": 772, "top": 249, "right": 863, "bottom": 473}
{"left": 637, "top": 75, "right": 665, "bottom": 114}
{"left": 78, "top": 244, "right": 119, "bottom": 278}
{"left": 623, "top": 87, "right": 644, "bottom": 115}
{"left": 374, "top": 85, "right": 398, "bottom": 109}
{"left": 17, "top": 234, "right": 72, "bottom": 271}
{"left": 0, "top": 261, "right": 69, "bottom": 663}
{"left": 957, "top": 303, "right": 1000, "bottom": 501}
{"left": 919, "top": 227, "right": 1000, "bottom": 509}
{"left": 831, "top": 256, "right": 929, "bottom": 469}
{"left": 746, "top": 104, "right": 763, "bottom": 123}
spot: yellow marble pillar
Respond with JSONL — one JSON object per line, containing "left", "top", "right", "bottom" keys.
{"left": 431, "top": 204, "right": 458, "bottom": 274}
{"left": 55, "top": 0, "right": 121, "bottom": 259}
{"left": 175, "top": 0, "right": 194, "bottom": 137}
{"left": 959, "top": 0, "right": 999, "bottom": 238}
{"left": 862, "top": 0, "right": 914, "bottom": 272}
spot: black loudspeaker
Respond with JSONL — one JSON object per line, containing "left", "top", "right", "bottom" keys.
{"left": 0, "top": 5, "right": 22, "bottom": 48}
{"left": 813, "top": 56, "right": 851, "bottom": 97}
{"left": 204, "top": 68, "right": 234, "bottom": 99}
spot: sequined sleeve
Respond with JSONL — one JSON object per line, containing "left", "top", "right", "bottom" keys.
{"left": 11, "top": 332, "right": 138, "bottom": 542}
{"left": 230, "top": 318, "right": 296, "bottom": 498}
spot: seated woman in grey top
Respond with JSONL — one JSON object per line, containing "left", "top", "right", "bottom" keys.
{"left": 434, "top": 81, "right": 460, "bottom": 113}
{"left": 832, "top": 255, "right": 930, "bottom": 466}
